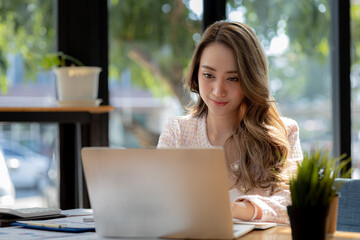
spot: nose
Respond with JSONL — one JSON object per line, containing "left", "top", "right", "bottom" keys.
{"left": 212, "top": 80, "right": 226, "bottom": 97}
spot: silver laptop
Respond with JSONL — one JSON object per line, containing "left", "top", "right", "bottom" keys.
{"left": 81, "top": 147, "right": 254, "bottom": 239}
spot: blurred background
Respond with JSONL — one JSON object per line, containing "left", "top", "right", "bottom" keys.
{"left": 0, "top": 0, "right": 359, "bottom": 208}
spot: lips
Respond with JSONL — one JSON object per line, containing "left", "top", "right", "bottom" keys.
{"left": 211, "top": 99, "right": 228, "bottom": 106}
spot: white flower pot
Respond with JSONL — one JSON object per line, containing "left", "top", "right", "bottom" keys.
{"left": 53, "top": 66, "right": 102, "bottom": 103}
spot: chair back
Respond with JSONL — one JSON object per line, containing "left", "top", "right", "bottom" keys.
{"left": 335, "top": 178, "right": 360, "bottom": 232}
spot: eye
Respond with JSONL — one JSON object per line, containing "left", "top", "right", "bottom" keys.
{"left": 227, "top": 76, "right": 239, "bottom": 82}
{"left": 203, "top": 73, "right": 214, "bottom": 79}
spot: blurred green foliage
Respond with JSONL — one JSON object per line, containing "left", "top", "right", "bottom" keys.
{"left": 227, "top": 0, "right": 332, "bottom": 103}
{"left": 0, "top": 0, "right": 55, "bottom": 93}
{"left": 0, "top": 0, "right": 359, "bottom": 109}
{"left": 108, "top": 0, "right": 201, "bottom": 105}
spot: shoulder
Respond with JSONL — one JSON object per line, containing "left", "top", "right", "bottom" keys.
{"left": 280, "top": 116, "right": 299, "bottom": 135}
{"left": 280, "top": 117, "right": 302, "bottom": 160}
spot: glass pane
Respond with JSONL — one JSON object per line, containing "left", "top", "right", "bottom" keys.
{"left": 109, "top": 0, "right": 202, "bottom": 148}
{"left": 351, "top": 0, "right": 360, "bottom": 178}
{"left": 0, "top": 123, "right": 59, "bottom": 208}
{"left": 0, "top": 0, "right": 57, "bottom": 105}
{"left": 0, "top": 1, "right": 58, "bottom": 207}
{"left": 226, "top": 0, "right": 332, "bottom": 153}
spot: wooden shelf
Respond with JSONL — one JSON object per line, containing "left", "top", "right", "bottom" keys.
{"left": 0, "top": 105, "right": 114, "bottom": 114}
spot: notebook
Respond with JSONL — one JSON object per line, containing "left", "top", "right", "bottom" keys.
{"left": 81, "top": 147, "right": 255, "bottom": 239}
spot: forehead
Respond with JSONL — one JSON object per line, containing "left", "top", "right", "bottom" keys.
{"left": 199, "top": 43, "right": 237, "bottom": 69}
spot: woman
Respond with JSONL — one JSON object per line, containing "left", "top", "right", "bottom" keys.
{"left": 157, "top": 21, "right": 303, "bottom": 224}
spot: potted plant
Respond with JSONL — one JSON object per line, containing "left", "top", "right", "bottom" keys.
{"left": 29, "top": 52, "right": 102, "bottom": 106}
{"left": 288, "top": 148, "right": 351, "bottom": 240}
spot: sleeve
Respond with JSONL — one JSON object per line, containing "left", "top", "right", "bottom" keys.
{"left": 235, "top": 189, "right": 291, "bottom": 224}
{"left": 234, "top": 119, "right": 303, "bottom": 224}
{"left": 157, "top": 117, "right": 178, "bottom": 148}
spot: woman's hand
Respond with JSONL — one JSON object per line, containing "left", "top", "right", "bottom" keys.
{"left": 231, "top": 200, "right": 262, "bottom": 221}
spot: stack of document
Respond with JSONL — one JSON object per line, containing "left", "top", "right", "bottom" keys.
{"left": 0, "top": 207, "right": 64, "bottom": 227}
{"left": 11, "top": 209, "right": 95, "bottom": 233}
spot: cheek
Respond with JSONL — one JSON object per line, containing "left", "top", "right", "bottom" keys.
{"left": 236, "top": 84, "right": 244, "bottom": 96}
{"left": 238, "top": 89, "right": 244, "bottom": 100}
{"left": 233, "top": 85, "right": 244, "bottom": 101}
{"left": 198, "top": 78, "right": 208, "bottom": 95}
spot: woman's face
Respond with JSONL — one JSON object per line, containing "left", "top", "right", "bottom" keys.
{"left": 198, "top": 43, "right": 244, "bottom": 118}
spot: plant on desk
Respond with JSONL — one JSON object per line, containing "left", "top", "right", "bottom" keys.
{"left": 28, "top": 52, "right": 102, "bottom": 107}
{"left": 287, "top": 148, "right": 351, "bottom": 240}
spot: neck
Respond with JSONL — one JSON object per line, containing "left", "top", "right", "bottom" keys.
{"left": 206, "top": 112, "right": 238, "bottom": 146}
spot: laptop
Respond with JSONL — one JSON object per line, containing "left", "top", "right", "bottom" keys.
{"left": 81, "top": 147, "right": 255, "bottom": 239}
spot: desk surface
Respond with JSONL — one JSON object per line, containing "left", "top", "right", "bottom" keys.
{"left": 241, "top": 226, "right": 360, "bottom": 239}
{"left": 0, "top": 105, "right": 114, "bottom": 114}
{"left": 1, "top": 226, "right": 359, "bottom": 239}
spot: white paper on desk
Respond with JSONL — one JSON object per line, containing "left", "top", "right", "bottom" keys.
{"left": 17, "top": 216, "right": 95, "bottom": 229}
{"left": 232, "top": 219, "right": 277, "bottom": 229}
{"left": 61, "top": 208, "right": 93, "bottom": 216}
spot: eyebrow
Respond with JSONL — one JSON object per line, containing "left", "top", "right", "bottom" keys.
{"left": 200, "top": 65, "right": 238, "bottom": 74}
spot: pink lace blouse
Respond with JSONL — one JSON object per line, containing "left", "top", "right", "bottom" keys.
{"left": 157, "top": 114, "right": 303, "bottom": 224}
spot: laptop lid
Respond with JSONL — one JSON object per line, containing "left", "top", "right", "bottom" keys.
{"left": 81, "top": 147, "right": 248, "bottom": 239}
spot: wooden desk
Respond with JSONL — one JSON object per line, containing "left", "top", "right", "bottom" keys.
{"left": 240, "top": 226, "right": 360, "bottom": 239}
{"left": 0, "top": 225, "right": 359, "bottom": 239}
{"left": 0, "top": 106, "right": 114, "bottom": 209}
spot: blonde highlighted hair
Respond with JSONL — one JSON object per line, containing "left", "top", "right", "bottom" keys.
{"left": 185, "top": 21, "right": 290, "bottom": 193}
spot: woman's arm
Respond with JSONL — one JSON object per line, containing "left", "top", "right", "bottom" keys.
{"left": 233, "top": 189, "right": 291, "bottom": 224}
{"left": 231, "top": 200, "right": 262, "bottom": 221}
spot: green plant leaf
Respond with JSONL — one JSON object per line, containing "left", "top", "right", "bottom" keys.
{"left": 290, "top": 147, "right": 352, "bottom": 208}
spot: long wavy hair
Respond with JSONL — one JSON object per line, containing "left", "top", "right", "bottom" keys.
{"left": 185, "top": 21, "right": 290, "bottom": 193}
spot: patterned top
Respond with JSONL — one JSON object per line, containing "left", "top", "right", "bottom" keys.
{"left": 157, "top": 114, "right": 303, "bottom": 224}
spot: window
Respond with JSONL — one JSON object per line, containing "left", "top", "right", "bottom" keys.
{"left": 108, "top": 0, "right": 202, "bottom": 148}
{"left": 227, "top": 0, "right": 332, "bottom": 153}
{"left": 0, "top": 1, "right": 58, "bottom": 208}
{"left": 351, "top": 0, "right": 360, "bottom": 178}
